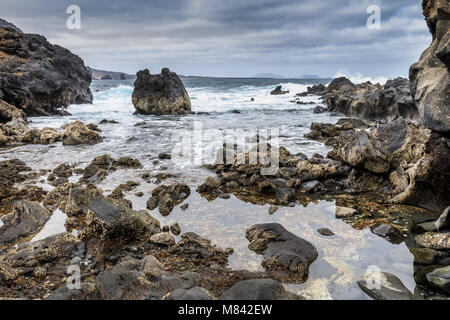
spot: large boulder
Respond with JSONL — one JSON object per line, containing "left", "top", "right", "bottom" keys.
{"left": 323, "top": 77, "right": 418, "bottom": 122}
{"left": 0, "top": 21, "right": 92, "bottom": 117}
{"left": 132, "top": 68, "right": 191, "bottom": 115}
{"left": 0, "top": 100, "right": 26, "bottom": 123}
{"left": 409, "top": 0, "right": 450, "bottom": 133}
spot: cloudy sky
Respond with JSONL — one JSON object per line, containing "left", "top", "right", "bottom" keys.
{"left": 2, "top": 0, "right": 430, "bottom": 78}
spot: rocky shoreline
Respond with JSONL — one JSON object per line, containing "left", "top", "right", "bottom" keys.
{"left": 0, "top": 0, "right": 450, "bottom": 300}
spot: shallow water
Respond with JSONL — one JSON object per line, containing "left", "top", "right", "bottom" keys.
{"left": 0, "top": 78, "right": 418, "bottom": 299}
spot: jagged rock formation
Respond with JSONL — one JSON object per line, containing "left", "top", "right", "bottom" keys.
{"left": 409, "top": 0, "right": 450, "bottom": 133}
{"left": 0, "top": 20, "right": 92, "bottom": 117}
{"left": 132, "top": 68, "right": 191, "bottom": 115}
{"left": 323, "top": 77, "right": 418, "bottom": 122}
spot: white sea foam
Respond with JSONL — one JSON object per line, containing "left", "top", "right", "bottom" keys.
{"left": 332, "top": 70, "right": 391, "bottom": 85}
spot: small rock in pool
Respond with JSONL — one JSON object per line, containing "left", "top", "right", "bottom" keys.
{"left": 158, "top": 153, "right": 171, "bottom": 160}
{"left": 358, "top": 271, "right": 422, "bottom": 300}
{"left": 426, "top": 266, "right": 450, "bottom": 295}
{"left": 170, "top": 223, "right": 181, "bottom": 236}
{"left": 180, "top": 203, "right": 189, "bottom": 211}
{"left": 268, "top": 206, "right": 279, "bottom": 215}
{"left": 317, "top": 228, "right": 335, "bottom": 236}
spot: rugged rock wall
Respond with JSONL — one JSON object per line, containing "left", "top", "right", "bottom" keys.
{"left": 132, "top": 68, "right": 191, "bottom": 115}
{"left": 0, "top": 21, "right": 93, "bottom": 117}
{"left": 409, "top": 0, "right": 450, "bottom": 133}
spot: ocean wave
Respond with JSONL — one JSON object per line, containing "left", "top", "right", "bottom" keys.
{"left": 332, "top": 70, "right": 391, "bottom": 85}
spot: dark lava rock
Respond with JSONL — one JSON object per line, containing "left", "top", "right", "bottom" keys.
{"left": 270, "top": 85, "right": 289, "bottom": 95}
{"left": 146, "top": 183, "right": 190, "bottom": 216}
{"left": 132, "top": 68, "right": 191, "bottom": 115}
{"left": 313, "top": 106, "right": 327, "bottom": 114}
{"left": 358, "top": 271, "right": 422, "bottom": 300}
{"left": 0, "top": 200, "right": 51, "bottom": 245}
{"left": 220, "top": 279, "right": 300, "bottom": 300}
{"left": 370, "top": 223, "right": 404, "bottom": 244}
{"left": 317, "top": 228, "right": 335, "bottom": 236}
{"left": 0, "top": 22, "right": 92, "bottom": 117}
{"left": 99, "top": 119, "right": 119, "bottom": 124}
{"left": 52, "top": 163, "right": 73, "bottom": 178}
{"left": 246, "top": 223, "right": 318, "bottom": 282}
{"left": 296, "top": 84, "right": 326, "bottom": 96}
{"left": 80, "top": 197, "right": 161, "bottom": 243}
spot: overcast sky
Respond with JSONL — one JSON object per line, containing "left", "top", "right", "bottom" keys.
{"left": 1, "top": 0, "right": 430, "bottom": 78}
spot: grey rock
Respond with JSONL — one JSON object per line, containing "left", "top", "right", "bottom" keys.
{"left": 165, "top": 287, "right": 214, "bottom": 300}
{"left": 220, "top": 279, "right": 299, "bottom": 300}
{"left": 358, "top": 271, "right": 421, "bottom": 300}
{"left": 435, "top": 207, "right": 450, "bottom": 231}
{"left": 426, "top": 266, "right": 450, "bottom": 295}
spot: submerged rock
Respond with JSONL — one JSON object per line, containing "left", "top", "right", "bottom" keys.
{"left": 0, "top": 21, "right": 92, "bottom": 117}
{"left": 62, "top": 121, "right": 103, "bottom": 146}
{"left": 426, "top": 266, "right": 450, "bottom": 294}
{"left": 409, "top": 0, "right": 450, "bottom": 133}
{"left": 146, "top": 183, "right": 190, "bottom": 216}
{"left": 246, "top": 223, "right": 318, "bottom": 282}
{"left": 132, "top": 68, "right": 191, "bottom": 115}
{"left": 415, "top": 232, "right": 450, "bottom": 250}
{"left": 358, "top": 271, "right": 421, "bottom": 300}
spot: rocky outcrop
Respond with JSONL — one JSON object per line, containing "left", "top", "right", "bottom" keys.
{"left": 270, "top": 85, "right": 289, "bottom": 95}
{"left": 409, "top": 0, "right": 450, "bottom": 133}
{"left": 0, "top": 21, "right": 92, "bottom": 117}
{"left": 0, "top": 118, "right": 62, "bottom": 146}
{"left": 0, "top": 100, "right": 26, "bottom": 123}
{"left": 328, "top": 118, "right": 450, "bottom": 212}
{"left": 62, "top": 121, "right": 103, "bottom": 146}
{"left": 132, "top": 68, "right": 191, "bottom": 115}
{"left": 246, "top": 223, "right": 318, "bottom": 283}
{"left": 323, "top": 77, "right": 418, "bottom": 122}
{"left": 146, "top": 183, "right": 191, "bottom": 216}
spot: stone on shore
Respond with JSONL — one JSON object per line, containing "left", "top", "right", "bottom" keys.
{"left": 132, "top": 68, "right": 191, "bottom": 115}
{"left": 62, "top": 121, "right": 103, "bottom": 146}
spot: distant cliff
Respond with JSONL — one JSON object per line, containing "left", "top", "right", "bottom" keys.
{"left": 87, "top": 67, "right": 136, "bottom": 80}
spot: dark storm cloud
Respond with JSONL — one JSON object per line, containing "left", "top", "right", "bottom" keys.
{"left": 1, "top": 0, "right": 430, "bottom": 79}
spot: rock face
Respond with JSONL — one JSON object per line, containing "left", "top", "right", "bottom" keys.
{"left": 132, "top": 68, "right": 191, "bottom": 115}
{"left": 246, "top": 223, "right": 318, "bottom": 282}
{"left": 0, "top": 21, "right": 92, "bottom": 117}
{"left": 328, "top": 118, "right": 450, "bottom": 212}
{"left": 409, "top": 0, "right": 450, "bottom": 133}
{"left": 323, "top": 77, "right": 418, "bottom": 122}
{"left": 62, "top": 121, "right": 103, "bottom": 146}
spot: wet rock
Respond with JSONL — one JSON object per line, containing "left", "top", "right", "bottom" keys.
{"left": 99, "top": 119, "right": 118, "bottom": 124}
{"left": 39, "top": 127, "right": 62, "bottom": 144}
{"left": 220, "top": 279, "right": 299, "bottom": 300}
{"left": 0, "top": 22, "right": 92, "bottom": 117}
{"left": 146, "top": 183, "right": 190, "bottom": 216}
{"left": 415, "top": 232, "right": 450, "bottom": 250}
{"left": 435, "top": 207, "right": 450, "bottom": 231}
{"left": 300, "top": 180, "right": 320, "bottom": 192}
{"left": 270, "top": 85, "right": 289, "bottom": 95}
{"left": 80, "top": 197, "right": 161, "bottom": 243}
{"left": 317, "top": 228, "right": 335, "bottom": 236}
{"left": 132, "top": 68, "right": 191, "bottom": 115}
{"left": 426, "top": 266, "right": 450, "bottom": 295}
{"left": 275, "top": 188, "right": 296, "bottom": 204}
{"left": 150, "top": 232, "right": 175, "bottom": 246}
{"left": 0, "top": 200, "right": 51, "bottom": 245}
{"left": 158, "top": 152, "right": 172, "bottom": 160}
{"left": 409, "top": 0, "right": 450, "bottom": 133}
{"left": 141, "top": 255, "right": 165, "bottom": 279}
{"left": 410, "top": 248, "right": 444, "bottom": 265}
{"left": 358, "top": 271, "right": 420, "bottom": 300}
{"left": 296, "top": 84, "right": 326, "bottom": 96}
{"left": 46, "top": 282, "right": 96, "bottom": 300}
{"left": 62, "top": 121, "right": 103, "bottom": 146}
{"left": 268, "top": 206, "right": 279, "bottom": 215}
{"left": 170, "top": 223, "right": 181, "bottom": 236}
{"left": 165, "top": 287, "right": 214, "bottom": 300}
{"left": 370, "top": 223, "right": 404, "bottom": 244}
{"left": 246, "top": 223, "right": 318, "bottom": 282}
{"left": 313, "top": 106, "right": 327, "bottom": 114}
{"left": 52, "top": 163, "right": 73, "bottom": 178}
